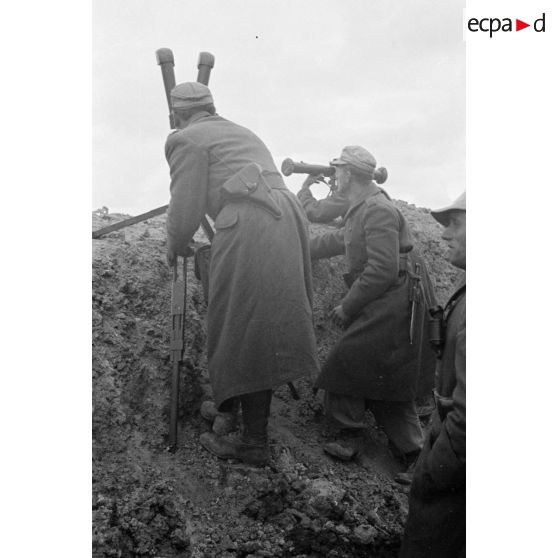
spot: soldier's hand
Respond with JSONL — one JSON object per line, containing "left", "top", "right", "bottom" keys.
{"left": 302, "top": 174, "right": 324, "bottom": 189}
{"left": 167, "top": 245, "right": 195, "bottom": 266}
{"left": 330, "top": 305, "right": 349, "bottom": 328}
{"left": 167, "top": 248, "right": 177, "bottom": 267}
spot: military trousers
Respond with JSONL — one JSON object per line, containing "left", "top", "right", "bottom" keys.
{"left": 324, "top": 391, "right": 424, "bottom": 457}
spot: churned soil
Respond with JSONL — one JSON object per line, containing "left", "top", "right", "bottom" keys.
{"left": 92, "top": 201, "right": 462, "bottom": 558}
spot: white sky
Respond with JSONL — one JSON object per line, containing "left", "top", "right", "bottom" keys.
{"left": 93, "top": 0, "right": 465, "bottom": 213}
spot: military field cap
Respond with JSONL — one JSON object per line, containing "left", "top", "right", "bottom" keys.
{"left": 170, "top": 82, "right": 214, "bottom": 110}
{"left": 431, "top": 191, "right": 466, "bottom": 226}
{"left": 330, "top": 145, "right": 377, "bottom": 176}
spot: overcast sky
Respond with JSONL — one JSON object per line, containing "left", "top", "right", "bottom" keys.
{"left": 93, "top": 0, "right": 465, "bottom": 214}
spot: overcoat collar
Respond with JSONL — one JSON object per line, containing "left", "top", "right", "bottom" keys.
{"left": 185, "top": 111, "right": 214, "bottom": 127}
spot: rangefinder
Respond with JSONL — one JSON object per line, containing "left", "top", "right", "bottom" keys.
{"left": 281, "top": 158, "right": 388, "bottom": 184}
{"left": 281, "top": 159, "right": 335, "bottom": 178}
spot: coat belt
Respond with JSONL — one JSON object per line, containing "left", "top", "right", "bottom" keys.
{"left": 343, "top": 255, "right": 409, "bottom": 288}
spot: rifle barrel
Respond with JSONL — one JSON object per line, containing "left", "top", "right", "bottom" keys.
{"left": 168, "top": 259, "right": 187, "bottom": 450}
{"left": 92, "top": 205, "right": 168, "bottom": 239}
{"left": 92, "top": 205, "right": 215, "bottom": 243}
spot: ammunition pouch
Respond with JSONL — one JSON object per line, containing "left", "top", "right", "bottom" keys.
{"left": 221, "top": 163, "right": 283, "bottom": 219}
{"left": 433, "top": 389, "right": 454, "bottom": 421}
{"left": 194, "top": 244, "right": 212, "bottom": 304}
{"left": 428, "top": 305, "right": 445, "bottom": 358}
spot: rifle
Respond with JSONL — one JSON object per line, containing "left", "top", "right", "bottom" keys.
{"left": 409, "top": 261, "right": 423, "bottom": 345}
{"left": 169, "top": 259, "right": 187, "bottom": 450}
{"left": 92, "top": 205, "right": 168, "bottom": 239}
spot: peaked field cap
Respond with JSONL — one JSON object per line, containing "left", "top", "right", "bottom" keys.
{"left": 170, "top": 82, "right": 213, "bottom": 110}
{"left": 431, "top": 191, "right": 466, "bottom": 226}
{"left": 330, "top": 145, "right": 377, "bottom": 175}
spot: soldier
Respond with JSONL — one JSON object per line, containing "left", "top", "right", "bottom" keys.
{"left": 165, "top": 82, "right": 320, "bottom": 466}
{"left": 309, "top": 146, "right": 436, "bottom": 470}
{"left": 399, "top": 192, "right": 466, "bottom": 558}
{"left": 296, "top": 174, "right": 350, "bottom": 223}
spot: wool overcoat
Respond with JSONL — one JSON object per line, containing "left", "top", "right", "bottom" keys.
{"left": 310, "top": 189, "right": 436, "bottom": 401}
{"left": 166, "top": 112, "right": 319, "bottom": 408}
{"left": 400, "top": 285, "right": 466, "bottom": 558}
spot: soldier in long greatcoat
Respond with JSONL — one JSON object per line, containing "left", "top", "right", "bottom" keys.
{"left": 309, "top": 146, "right": 436, "bottom": 467}
{"left": 400, "top": 193, "right": 466, "bottom": 558}
{"left": 165, "top": 82, "right": 319, "bottom": 466}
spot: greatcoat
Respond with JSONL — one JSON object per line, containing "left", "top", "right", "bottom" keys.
{"left": 310, "top": 188, "right": 436, "bottom": 401}
{"left": 166, "top": 112, "right": 319, "bottom": 408}
{"left": 400, "top": 284, "right": 466, "bottom": 558}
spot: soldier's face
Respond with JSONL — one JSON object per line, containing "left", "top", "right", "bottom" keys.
{"left": 335, "top": 166, "right": 350, "bottom": 195}
{"left": 442, "top": 211, "right": 466, "bottom": 270}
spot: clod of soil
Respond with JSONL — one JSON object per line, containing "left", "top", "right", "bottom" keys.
{"left": 92, "top": 201, "right": 462, "bottom": 557}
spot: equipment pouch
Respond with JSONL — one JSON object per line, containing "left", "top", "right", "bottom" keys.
{"left": 194, "top": 244, "right": 212, "bottom": 304}
{"left": 428, "top": 305, "right": 445, "bottom": 357}
{"left": 222, "top": 162, "right": 261, "bottom": 197}
{"left": 222, "top": 163, "right": 283, "bottom": 219}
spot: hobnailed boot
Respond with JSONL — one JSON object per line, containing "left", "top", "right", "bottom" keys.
{"left": 323, "top": 428, "right": 365, "bottom": 461}
{"left": 200, "top": 400, "right": 238, "bottom": 436}
{"left": 199, "top": 390, "right": 272, "bottom": 467}
{"left": 394, "top": 450, "right": 421, "bottom": 485}
{"left": 199, "top": 431, "right": 269, "bottom": 466}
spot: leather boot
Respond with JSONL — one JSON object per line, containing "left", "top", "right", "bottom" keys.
{"left": 239, "top": 390, "right": 271, "bottom": 446}
{"left": 394, "top": 450, "right": 421, "bottom": 485}
{"left": 323, "top": 428, "right": 365, "bottom": 461}
{"left": 199, "top": 390, "right": 272, "bottom": 467}
{"left": 200, "top": 400, "right": 238, "bottom": 436}
{"left": 199, "top": 431, "right": 269, "bottom": 466}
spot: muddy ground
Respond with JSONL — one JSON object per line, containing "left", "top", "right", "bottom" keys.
{"left": 92, "top": 201, "right": 462, "bottom": 558}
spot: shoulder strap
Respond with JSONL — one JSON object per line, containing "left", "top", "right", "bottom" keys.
{"left": 444, "top": 284, "right": 466, "bottom": 322}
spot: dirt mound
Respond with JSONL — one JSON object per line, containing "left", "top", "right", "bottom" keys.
{"left": 92, "top": 202, "right": 461, "bottom": 557}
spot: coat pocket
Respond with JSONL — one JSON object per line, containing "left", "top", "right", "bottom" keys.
{"left": 214, "top": 206, "right": 239, "bottom": 230}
